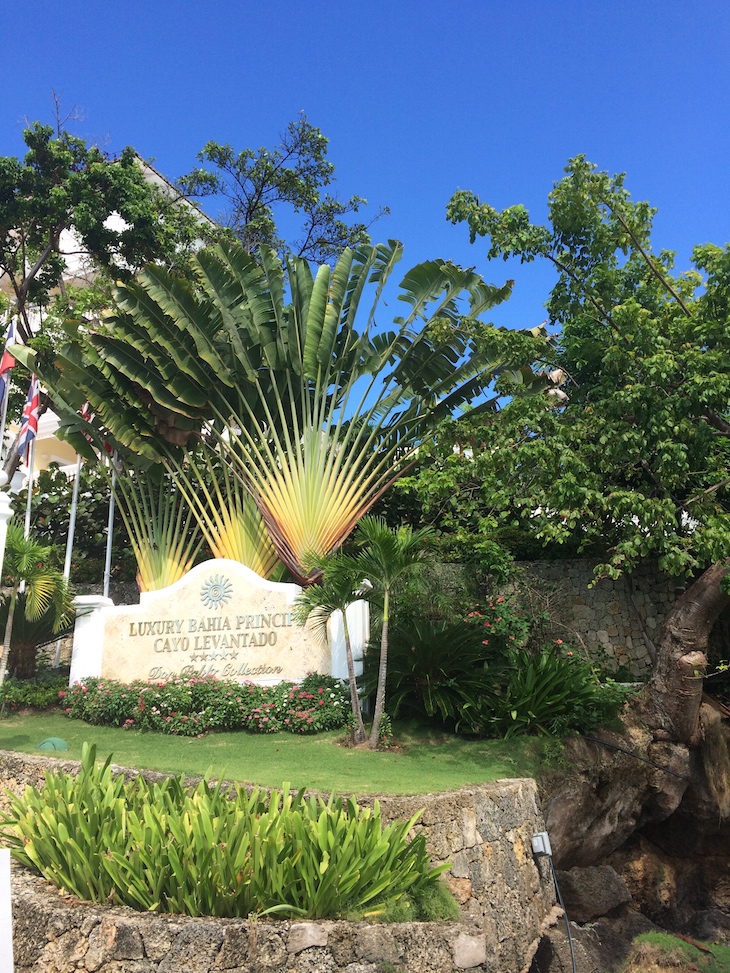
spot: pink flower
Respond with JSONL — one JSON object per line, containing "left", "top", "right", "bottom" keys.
{"left": 482, "top": 640, "right": 489, "bottom": 645}
{"left": 497, "top": 596, "right": 504, "bottom": 604}
{"left": 556, "top": 639, "right": 563, "bottom": 645}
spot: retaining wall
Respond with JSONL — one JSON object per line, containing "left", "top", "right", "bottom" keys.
{"left": 0, "top": 751, "right": 556, "bottom": 973}
{"left": 515, "top": 559, "right": 681, "bottom": 674}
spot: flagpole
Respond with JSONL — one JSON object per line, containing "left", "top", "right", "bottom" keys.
{"left": 103, "top": 454, "right": 116, "bottom": 600}
{"left": 0, "top": 383, "right": 10, "bottom": 467}
{"left": 0, "top": 319, "right": 16, "bottom": 466}
{"left": 23, "top": 438, "right": 35, "bottom": 540}
{"left": 54, "top": 454, "right": 82, "bottom": 667}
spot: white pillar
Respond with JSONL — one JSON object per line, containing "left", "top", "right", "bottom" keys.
{"left": 69, "top": 595, "right": 113, "bottom": 685}
{"left": 329, "top": 600, "right": 369, "bottom": 680}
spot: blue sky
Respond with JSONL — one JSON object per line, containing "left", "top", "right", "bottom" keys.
{"left": 4, "top": 0, "right": 729, "bottom": 331}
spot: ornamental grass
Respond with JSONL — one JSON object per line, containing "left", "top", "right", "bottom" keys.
{"left": 0, "top": 743, "right": 449, "bottom": 919}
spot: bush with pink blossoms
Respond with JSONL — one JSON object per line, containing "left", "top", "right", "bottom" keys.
{"left": 60, "top": 672, "right": 351, "bottom": 737}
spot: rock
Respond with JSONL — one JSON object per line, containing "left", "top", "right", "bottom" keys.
{"left": 529, "top": 911, "right": 659, "bottom": 973}
{"left": 448, "top": 877, "right": 473, "bottom": 904}
{"left": 554, "top": 865, "right": 631, "bottom": 922}
{"left": 452, "top": 931, "right": 487, "bottom": 969}
{"left": 288, "top": 921, "right": 329, "bottom": 953}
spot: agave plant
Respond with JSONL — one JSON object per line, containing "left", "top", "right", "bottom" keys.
{"left": 16, "top": 240, "right": 550, "bottom": 583}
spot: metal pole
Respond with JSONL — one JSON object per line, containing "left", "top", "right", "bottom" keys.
{"left": 23, "top": 438, "right": 35, "bottom": 539}
{"left": 54, "top": 454, "right": 82, "bottom": 667}
{"left": 0, "top": 383, "right": 10, "bottom": 467}
{"left": 103, "top": 457, "right": 116, "bottom": 600}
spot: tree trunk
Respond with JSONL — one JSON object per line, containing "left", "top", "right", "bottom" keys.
{"left": 342, "top": 613, "right": 366, "bottom": 745}
{"left": 647, "top": 559, "right": 730, "bottom": 745}
{"left": 368, "top": 587, "right": 390, "bottom": 750}
{"left": 0, "top": 586, "right": 19, "bottom": 686}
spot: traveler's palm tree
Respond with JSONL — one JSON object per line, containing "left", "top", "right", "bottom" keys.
{"left": 17, "top": 240, "right": 549, "bottom": 583}
{"left": 0, "top": 522, "right": 74, "bottom": 684}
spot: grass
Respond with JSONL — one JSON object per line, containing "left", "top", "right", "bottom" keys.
{"left": 0, "top": 712, "right": 544, "bottom": 795}
{"left": 622, "top": 932, "right": 730, "bottom": 973}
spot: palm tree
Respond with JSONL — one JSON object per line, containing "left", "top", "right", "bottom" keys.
{"left": 293, "top": 557, "right": 369, "bottom": 744}
{"left": 343, "top": 516, "right": 434, "bottom": 749}
{"left": 113, "top": 466, "right": 203, "bottom": 592}
{"left": 18, "top": 240, "right": 548, "bottom": 584}
{"left": 0, "top": 522, "right": 74, "bottom": 685}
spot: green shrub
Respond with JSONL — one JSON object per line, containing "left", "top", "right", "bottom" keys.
{"left": 362, "top": 618, "right": 500, "bottom": 732}
{"left": 0, "top": 743, "right": 449, "bottom": 919}
{"left": 0, "top": 673, "right": 69, "bottom": 716}
{"left": 60, "top": 673, "right": 352, "bottom": 736}
{"left": 485, "top": 646, "right": 634, "bottom": 738}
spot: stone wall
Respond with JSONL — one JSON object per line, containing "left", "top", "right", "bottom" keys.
{"left": 515, "top": 559, "right": 681, "bottom": 675}
{"left": 0, "top": 751, "right": 556, "bottom": 973}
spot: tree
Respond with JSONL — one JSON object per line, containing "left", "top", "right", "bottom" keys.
{"left": 0, "top": 121, "right": 209, "bottom": 344}
{"left": 447, "top": 155, "right": 730, "bottom": 746}
{"left": 294, "top": 556, "right": 369, "bottom": 745}
{"left": 341, "top": 516, "right": 434, "bottom": 749}
{"left": 0, "top": 522, "right": 74, "bottom": 684}
{"left": 0, "top": 116, "right": 216, "bottom": 476}
{"left": 177, "top": 115, "right": 388, "bottom": 264}
{"left": 20, "top": 239, "right": 549, "bottom": 584}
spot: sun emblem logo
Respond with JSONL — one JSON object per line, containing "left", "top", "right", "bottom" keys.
{"left": 200, "top": 575, "right": 233, "bottom": 610}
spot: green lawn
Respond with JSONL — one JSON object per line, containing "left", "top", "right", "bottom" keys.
{"left": 0, "top": 712, "right": 544, "bottom": 795}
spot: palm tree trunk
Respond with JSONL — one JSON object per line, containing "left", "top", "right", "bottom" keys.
{"left": 342, "top": 613, "right": 366, "bottom": 744}
{"left": 0, "top": 585, "right": 19, "bottom": 686}
{"left": 369, "top": 587, "right": 390, "bottom": 749}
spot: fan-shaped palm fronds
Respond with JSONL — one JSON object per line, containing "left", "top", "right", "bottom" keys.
{"left": 173, "top": 449, "right": 280, "bottom": 579}
{"left": 15, "top": 239, "right": 550, "bottom": 583}
{"left": 0, "top": 522, "right": 74, "bottom": 685}
{"left": 113, "top": 468, "right": 203, "bottom": 592}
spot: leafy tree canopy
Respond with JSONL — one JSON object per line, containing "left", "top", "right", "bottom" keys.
{"left": 436, "top": 156, "right": 730, "bottom": 586}
{"left": 177, "top": 114, "right": 388, "bottom": 264}
{"left": 0, "top": 120, "right": 213, "bottom": 344}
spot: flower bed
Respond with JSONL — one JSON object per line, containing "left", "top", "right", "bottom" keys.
{"left": 59, "top": 672, "right": 352, "bottom": 736}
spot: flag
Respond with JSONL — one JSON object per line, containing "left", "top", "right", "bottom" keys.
{"left": 80, "top": 401, "right": 112, "bottom": 454}
{"left": 17, "top": 374, "right": 40, "bottom": 463}
{"left": 0, "top": 321, "right": 16, "bottom": 404}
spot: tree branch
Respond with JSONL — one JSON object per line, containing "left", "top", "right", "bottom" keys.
{"left": 604, "top": 203, "right": 693, "bottom": 318}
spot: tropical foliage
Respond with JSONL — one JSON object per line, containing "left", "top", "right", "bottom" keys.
{"left": 362, "top": 618, "right": 499, "bottom": 731}
{"left": 113, "top": 466, "right": 203, "bottom": 591}
{"left": 16, "top": 236, "right": 550, "bottom": 585}
{"left": 339, "top": 517, "right": 435, "bottom": 748}
{"left": 0, "top": 522, "right": 74, "bottom": 685}
{"left": 172, "top": 449, "right": 280, "bottom": 579}
{"left": 294, "top": 557, "right": 370, "bottom": 743}
{"left": 0, "top": 743, "right": 448, "bottom": 919}
{"left": 485, "top": 646, "right": 632, "bottom": 738}
{"left": 60, "top": 673, "right": 352, "bottom": 736}
{"left": 447, "top": 155, "right": 730, "bottom": 742}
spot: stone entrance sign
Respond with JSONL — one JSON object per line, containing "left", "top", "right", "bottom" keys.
{"left": 70, "top": 559, "right": 368, "bottom": 687}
